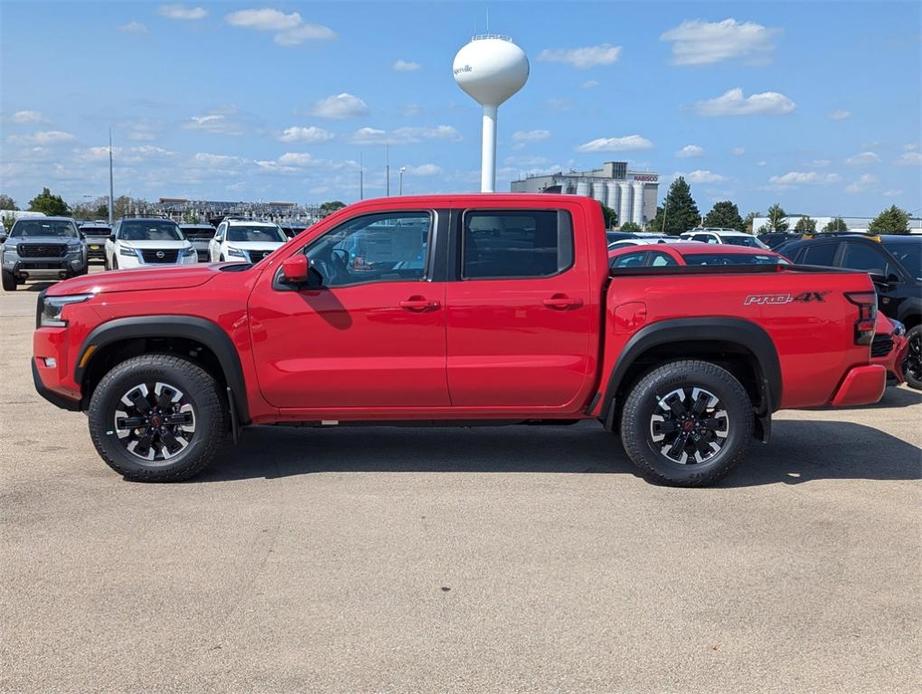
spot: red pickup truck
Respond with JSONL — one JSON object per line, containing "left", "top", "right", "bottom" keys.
{"left": 32, "top": 194, "right": 886, "bottom": 486}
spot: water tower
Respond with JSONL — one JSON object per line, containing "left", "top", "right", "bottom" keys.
{"left": 453, "top": 35, "right": 529, "bottom": 193}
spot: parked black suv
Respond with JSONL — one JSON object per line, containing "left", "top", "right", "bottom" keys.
{"left": 777, "top": 234, "right": 922, "bottom": 388}
{"left": 79, "top": 222, "right": 111, "bottom": 263}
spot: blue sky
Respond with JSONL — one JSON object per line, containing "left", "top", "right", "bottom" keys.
{"left": 1, "top": 1, "right": 920, "bottom": 217}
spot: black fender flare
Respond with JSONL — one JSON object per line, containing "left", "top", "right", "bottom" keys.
{"left": 599, "top": 317, "right": 782, "bottom": 422}
{"left": 75, "top": 315, "right": 250, "bottom": 423}
{"left": 895, "top": 297, "right": 922, "bottom": 328}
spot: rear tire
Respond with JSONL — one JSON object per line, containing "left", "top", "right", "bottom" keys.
{"left": 620, "top": 360, "right": 753, "bottom": 487}
{"left": 904, "top": 325, "right": 922, "bottom": 391}
{"left": 88, "top": 354, "right": 228, "bottom": 482}
{"left": 1, "top": 269, "right": 16, "bottom": 292}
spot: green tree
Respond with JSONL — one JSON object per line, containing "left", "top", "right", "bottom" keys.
{"left": 620, "top": 221, "right": 642, "bottom": 232}
{"left": 868, "top": 205, "right": 910, "bottom": 234}
{"left": 743, "top": 211, "right": 760, "bottom": 234}
{"left": 95, "top": 204, "right": 109, "bottom": 219}
{"left": 27, "top": 187, "right": 69, "bottom": 216}
{"left": 765, "top": 203, "right": 788, "bottom": 232}
{"left": 794, "top": 216, "right": 817, "bottom": 232}
{"left": 319, "top": 200, "right": 346, "bottom": 217}
{"left": 0, "top": 194, "right": 18, "bottom": 210}
{"left": 703, "top": 201, "right": 744, "bottom": 231}
{"left": 599, "top": 203, "right": 618, "bottom": 229}
{"left": 822, "top": 217, "right": 848, "bottom": 232}
{"left": 649, "top": 176, "right": 700, "bottom": 235}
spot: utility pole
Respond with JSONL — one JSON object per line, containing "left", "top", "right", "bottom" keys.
{"left": 108, "top": 128, "right": 114, "bottom": 226}
{"left": 385, "top": 144, "right": 390, "bottom": 197}
{"left": 399, "top": 166, "right": 406, "bottom": 195}
{"left": 359, "top": 152, "right": 364, "bottom": 200}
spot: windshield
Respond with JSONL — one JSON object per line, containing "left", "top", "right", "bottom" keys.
{"left": 722, "top": 236, "right": 764, "bottom": 248}
{"left": 10, "top": 220, "right": 78, "bottom": 238}
{"left": 684, "top": 253, "right": 788, "bottom": 266}
{"left": 227, "top": 225, "right": 286, "bottom": 243}
{"left": 119, "top": 220, "right": 183, "bottom": 241}
{"left": 885, "top": 241, "right": 921, "bottom": 280}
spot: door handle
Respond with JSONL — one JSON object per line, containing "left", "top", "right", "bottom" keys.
{"left": 543, "top": 294, "right": 583, "bottom": 310}
{"left": 399, "top": 297, "right": 440, "bottom": 311}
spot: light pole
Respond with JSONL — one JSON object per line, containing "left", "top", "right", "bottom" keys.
{"left": 399, "top": 166, "right": 406, "bottom": 196}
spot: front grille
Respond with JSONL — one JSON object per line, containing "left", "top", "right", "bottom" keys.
{"left": 82, "top": 230, "right": 110, "bottom": 238}
{"left": 248, "top": 250, "right": 271, "bottom": 263}
{"left": 141, "top": 249, "right": 179, "bottom": 263}
{"left": 182, "top": 230, "right": 215, "bottom": 240}
{"left": 18, "top": 243, "right": 67, "bottom": 258}
{"left": 871, "top": 334, "right": 894, "bottom": 358}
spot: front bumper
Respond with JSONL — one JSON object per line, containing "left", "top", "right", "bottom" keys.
{"left": 31, "top": 358, "right": 81, "bottom": 411}
{"left": 4, "top": 257, "right": 85, "bottom": 279}
{"left": 830, "top": 365, "right": 887, "bottom": 407}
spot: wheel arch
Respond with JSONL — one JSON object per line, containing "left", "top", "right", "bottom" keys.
{"left": 600, "top": 317, "right": 782, "bottom": 436}
{"left": 895, "top": 298, "right": 922, "bottom": 330}
{"left": 76, "top": 315, "right": 250, "bottom": 423}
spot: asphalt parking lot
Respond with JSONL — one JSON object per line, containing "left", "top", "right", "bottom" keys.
{"left": 1, "top": 273, "right": 920, "bottom": 693}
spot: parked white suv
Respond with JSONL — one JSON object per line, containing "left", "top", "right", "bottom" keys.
{"left": 209, "top": 219, "right": 288, "bottom": 264}
{"left": 680, "top": 228, "right": 769, "bottom": 249}
{"left": 105, "top": 218, "right": 197, "bottom": 270}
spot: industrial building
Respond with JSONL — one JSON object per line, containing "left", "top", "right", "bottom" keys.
{"left": 510, "top": 161, "right": 659, "bottom": 227}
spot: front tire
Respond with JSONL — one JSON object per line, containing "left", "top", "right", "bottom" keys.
{"left": 88, "top": 354, "right": 228, "bottom": 482}
{"left": 1, "top": 269, "right": 16, "bottom": 292}
{"left": 904, "top": 325, "right": 922, "bottom": 391}
{"left": 620, "top": 360, "right": 753, "bottom": 487}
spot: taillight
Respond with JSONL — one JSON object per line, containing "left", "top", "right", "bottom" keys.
{"left": 845, "top": 291, "right": 877, "bottom": 345}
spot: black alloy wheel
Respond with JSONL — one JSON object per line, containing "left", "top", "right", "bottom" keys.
{"left": 649, "top": 386, "right": 729, "bottom": 465}
{"left": 113, "top": 382, "right": 196, "bottom": 463}
{"left": 904, "top": 325, "right": 922, "bottom": 390}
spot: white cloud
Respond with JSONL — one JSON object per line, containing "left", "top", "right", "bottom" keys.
{"left": 275, "top": 23, "right": 336, "bottom": 45}
{"left": 404, "top": 164, "right": 441, "bottom": 176}
{"left": 393, "top": 59, "right": 421, "bottom": 72}
{"left": 158, "top": 4, "right": 207, "bottom": 20}
{"left": 845, "top": 173, "right": 877, "bottom": 194}
{"left": 225, "top": 9, "right": 334, "bottom": 45}
{"left": 581, "top": 80, "right": 600, "bottom": 89}
{"left": 769, "top": 171, "right": 841, "bottom": 187}
{"left": 679, "top": 169, "right": 726, "bottom": 183}
{"left": 829, "top": 110, "right": 851, "bottom": 121}
{"left": 846, "top": 151, "right": 880, "bottom": 166}
{"left": 278, "top": 126, "right": 334, "bottom": 143}
{"left": 10, "top": 110, "right": 45, "bottom": 124}
{"left": 731, "top": 146, "right": 745, "bottom": 156}
{"left": 576, "top": 135, "right": 653, "bottom": 152}
{"left": 118, "top": 21, "right": 148, "bottom": 33}
{"left": 310, "top": 93, "right": 369, "bottom": 119}
{"left": 350, "top": 125, "right": 462, "bottom": 145}
{"left": 905, "top": 144, "right": 919, "bottom": 151}
{"left": 184, "top": 113, "right": 243, "bottom": 135}
{"left": 694, "top": 88, "right": 795, "bottom": 116}
{"left": 537, "top": 44, "right": 621, "bottom": 69}
{"left": 882, "top": 189, "right": 903, "bottom": 197}
{"left": 278, "top": 152, "right": 316, "bottom": 167}
{"left": 11, "top": 130, "right": 76, "bottom": 145}
{"left": 513, "top": 129, "right": 551, "bottom": 144}
{"left": 676, "top": 144, "right": 704, "bottom": 158}
{"left": 76, "top": 145, "right": 174, "bottom": 164}
{"left": 193, "top": 153, "right": 243, "bottom": 166}
{"left": 661, "top": 19, "right": 778, "bottom": 65}
{"left": 896, "top": 151, "right": 922, "bottom": 166}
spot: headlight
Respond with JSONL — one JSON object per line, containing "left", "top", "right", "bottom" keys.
{"left": 891, "top": 320, "right": 906, "bottom": 337}
{"left": 180, "top": 246, "right": 196, "bottom": 257}
{"left": 119, "top": 246, "right": 138, "bottom": 258}
{"left": 39, "top": 294, "right": 93, "bottom": 328}
{"left": 226, "top": 247, "right": 247, "bottom": 258}
{"left": 66, "top": 245, "right": 82, "bottom": 255}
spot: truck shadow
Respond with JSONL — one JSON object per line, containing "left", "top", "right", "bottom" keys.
{"left": 200, "top": 419, "right": 921, "bottom": 488}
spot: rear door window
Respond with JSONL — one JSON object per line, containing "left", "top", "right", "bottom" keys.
{"left": 462, "top": 210, "right": 573, "bottom": 279}
{"left": 840, "top": 243, "right": 890, "bottom": 276}
{"left": 799, "top": 243, "right": 838, "bottom": 266}
{"left": 649, "top": 252, "right": 679, "bottom": 267}
{"left": 611, "top": 251, "right": 647, "bottom": 269}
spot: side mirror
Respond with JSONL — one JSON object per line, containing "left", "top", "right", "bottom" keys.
{"left": 108, "top": 233, "right": 116, "bottom": 242}
{"left": 281, "top": 254, "right": 310, "bottom": 285}
{"left": 0, "top": 233, "right": 6, "bottom": 244}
